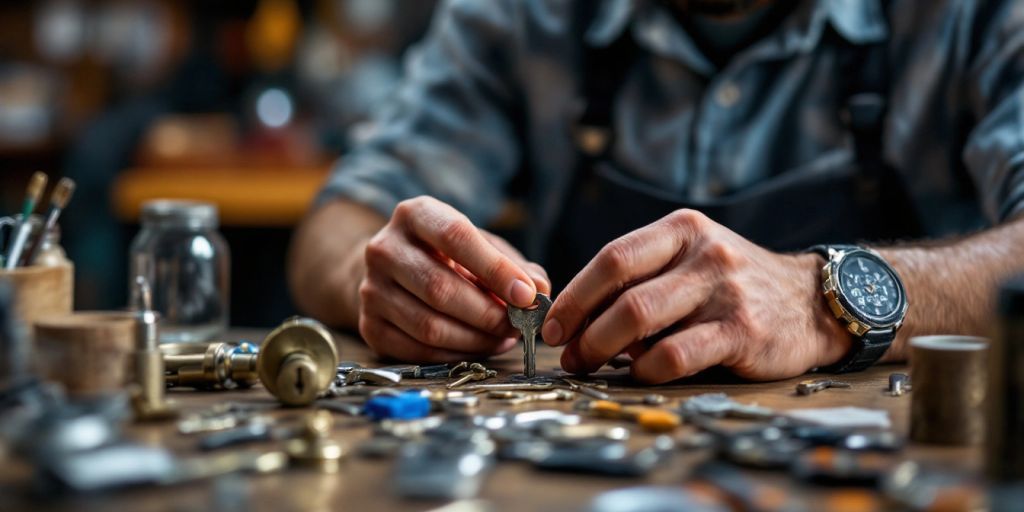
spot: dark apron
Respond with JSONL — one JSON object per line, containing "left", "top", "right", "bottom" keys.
{"left": 545, "top": 3, "right": 923, "bottom": 289}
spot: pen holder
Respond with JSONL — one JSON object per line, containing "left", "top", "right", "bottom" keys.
{"left": 0, "top": 264, "right": 74, "bottom": 328}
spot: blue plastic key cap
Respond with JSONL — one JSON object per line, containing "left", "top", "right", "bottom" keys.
{"left": 364, "top": 391, "right": 432, "bottom": 420}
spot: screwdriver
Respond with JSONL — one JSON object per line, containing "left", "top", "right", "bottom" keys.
{"left": 584, "top": 399, "right": 681, "bottom": 433}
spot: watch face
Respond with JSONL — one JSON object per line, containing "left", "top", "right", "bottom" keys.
{"left": 837, "top": 251, "right": 904, "bottom": 325}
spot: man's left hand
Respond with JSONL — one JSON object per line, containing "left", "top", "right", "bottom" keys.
{"left": 541, "top": 209, "right": 852, "bottom": 383}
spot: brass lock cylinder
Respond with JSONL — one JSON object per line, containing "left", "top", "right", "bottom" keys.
{"left": 257, "top": 317, "right": 338, "bottom": 406}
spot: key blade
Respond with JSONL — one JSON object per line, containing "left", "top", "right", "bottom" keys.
{"left": 523, "top": 331, "right": 537, "bottom": 378}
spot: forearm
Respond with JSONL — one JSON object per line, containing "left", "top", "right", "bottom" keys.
{"left": 287, "top": 199, "right": 387, "bottom": 328}
{"left": 875, "top": 216, "right": 1024, "bottom": 361}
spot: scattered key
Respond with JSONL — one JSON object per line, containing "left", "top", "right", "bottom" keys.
{"left": 559, "top": 378, "right": 611, "bottom": 400}
{"left": 796, "top": 379, "right": 852, "bottom": 395}
{"left": 447, "top": 363, "right": 497, "bottom": 389}
{"left": 508, "top": 294, "right": 551, "bottom": 379}
{"left": 486, "top": 389, "right": 574, "bottom": 405}
{"left": 615, "top": 394, "right": 669, "bottom": 406}
{"left": 343, "top": 368, "right": 402, "bottom": 386}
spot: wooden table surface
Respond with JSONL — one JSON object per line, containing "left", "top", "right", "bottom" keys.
{"left": 0, "top": 329, "right": 977, "bottom": 512}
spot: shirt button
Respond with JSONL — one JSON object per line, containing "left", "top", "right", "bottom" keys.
{"left": 716, "top": 82, "right": 741, "bottom": 108}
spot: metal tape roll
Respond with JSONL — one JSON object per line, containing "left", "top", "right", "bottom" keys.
{"left": 910, "top": 335, "right": 988, "bottom": 445}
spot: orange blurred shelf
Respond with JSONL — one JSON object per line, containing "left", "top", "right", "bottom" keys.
{"left": 112, "top": 166, "right": 331, "bottom": 227}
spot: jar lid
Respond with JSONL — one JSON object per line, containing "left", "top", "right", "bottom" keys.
{"left": 999, "top": 274, "right": 1024, "bottom": 317}
{"left": 140, "top": 200, "right": 219, "bottom": 230}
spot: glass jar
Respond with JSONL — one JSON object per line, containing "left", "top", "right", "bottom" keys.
{"left": 130, "top": 200, "right": 230, "bottom": 343}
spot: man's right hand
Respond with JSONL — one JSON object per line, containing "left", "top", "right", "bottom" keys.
{"left": 358, "top": 196, "right": 551, "bottom": 362}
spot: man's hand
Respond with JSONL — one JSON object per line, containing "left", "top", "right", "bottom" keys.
{"left": 541, "top": 209, "right": 851, "bottom": 384}
{"left": 359, "top": 196, "right": 551, "bottom": 362}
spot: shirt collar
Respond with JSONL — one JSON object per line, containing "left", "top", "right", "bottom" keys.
{"left": 584, "top": 0, "right": 889, "bottom": 73}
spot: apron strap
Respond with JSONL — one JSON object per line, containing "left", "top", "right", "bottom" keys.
{"left": 570, "top": 2, "right": 638, "bottom": 160}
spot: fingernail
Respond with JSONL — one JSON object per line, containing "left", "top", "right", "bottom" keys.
{"left": 509, "top": 279, "right": 535, "bottom": 307}
{"left": 542, "top": 318, "right": 563, "bottom": 345}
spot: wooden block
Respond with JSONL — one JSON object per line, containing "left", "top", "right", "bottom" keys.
{"left": 34, "top": 311, "right": 136, "bottom": 396}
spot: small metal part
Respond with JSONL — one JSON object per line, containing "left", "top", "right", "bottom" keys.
{"left": 615, "top": 394, "right": 668, "bottom": 406}
{"left": 787, "top": 426, "right": 903, "bottom": 452}
{"left": 163, "top": 341, "right": 259, "bottom": 390}
{"left": 447, "top": 363, "right": 497, "bottom": 389}
{"left": 538, "top": 423, "right": 630, "bottom": 443}
{"left": 168, "top": 449, "right": 289, "bottom": 485}
{"left": 439, "top": 392, "right": 481, "bottom": 411}
{"left": 130, "top": 277, "right": 176, "bottom": 421}
{"left": 501, "top": 409, "right": 582, "bottom": 429}
{"left": 378, "top": 364, "right": 420, "bottom": 378}
{"left": 418, "top": 363, "right": 452, "bottom": 379}
{"left": 257, "top": 317, "right": 339, "bottom": 406}
{"left": 486, "top": 389, "right": 574, "bottom": 405}
{"left": 559, "top": 378, "right": 611, "bottom": 400}
{"left": 316, "top": 400, "right": 363, "bottom": 416}
{"left": 680, "top": 393, "right": 776, "bottom": 420}
{"left": 198, "top": 420, "right": 274, "bottom": 451}
{"left": 589, "top": 486, "right": 725, "bottom": 512}
{"left": 796, "top": 378, "right": 852, "bottom": 395}
{"left": 507, "top": 294, "right": 551, "bottom": 378}
{"left": 38, "top": 443, "right": 177, "bottom": 492}
{"left": 460, "top": 382, "right": 557, "bottom": 392}
{"left": 888, "top": 373, "right": 911, "bottom": 397}
{"left": 343, "top": 367, "right": 402, "bottom": 386}
{"left": 689, "top": 461, "right": 805, "bottom": 512}
{"left": 286, "top": 410, "right": 346, "bottom": 473}
{"left": 723, "top": 428, "right": 806, "bottom": 468}
{"left": 393, "top": 429, "right": 496, "bottom": 499}
{"left": 792, "top": 446, "right": 893, "bottom": 485}
{"left": 535, "top": 435, "right": 675, "bottom": 476}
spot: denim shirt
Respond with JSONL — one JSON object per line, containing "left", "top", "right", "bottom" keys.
{"left": 318, "top": 0, "right": 1024, "bottom": 257}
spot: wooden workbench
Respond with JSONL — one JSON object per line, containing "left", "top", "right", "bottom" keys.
{"left": 0, "top": 330, "right": 975, "bottom": 512}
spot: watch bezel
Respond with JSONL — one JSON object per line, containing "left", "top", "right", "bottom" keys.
{"left": 822, "top": 248, "right": 907, "bottom": 333}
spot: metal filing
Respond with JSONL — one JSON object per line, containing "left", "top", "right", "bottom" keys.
{"left": 257, "top": 317, "right": 339, "bottom": 406}
{"left": 162, "top": 341, "right": 259, "bottom": 390}
{"left": 130, "top": 277, "right": 175, "bottom": 420}
{"left": 508, "top": 293, "right": 551, "bottom": 379}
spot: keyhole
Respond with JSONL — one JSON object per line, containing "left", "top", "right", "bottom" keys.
{"left": 295, "top": 366, "right": 305, "bottom": 394}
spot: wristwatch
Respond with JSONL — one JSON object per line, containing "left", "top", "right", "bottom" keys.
{"left": 809, "top": 244, "right": 908, "bottom": 373}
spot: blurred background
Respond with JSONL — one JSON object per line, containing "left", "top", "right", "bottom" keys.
{"left": 0, "top": 0, "right": 438, "bottom": 326}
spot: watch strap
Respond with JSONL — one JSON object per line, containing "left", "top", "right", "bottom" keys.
{"left": 820, "top": 328, "right": 894, "bottom": 373}
{"left": 807, "top": 244, "right": 858, "bottom": 259}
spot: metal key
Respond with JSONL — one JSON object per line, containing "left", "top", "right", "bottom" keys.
{"left": 447, "top": 363, "right": 497, "bottom": 389}
{"left": 796, "top": 378, "right": 852, "bottom": 395}
{"left": 486, "top": 389, "right": 574, "bottom": 405}
{"left": 508, "top": 294, "right": 552, "bottom": 379}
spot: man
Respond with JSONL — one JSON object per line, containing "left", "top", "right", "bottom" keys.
{"left": 289, "top": 0, "right": 1024, "bottom": 383}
